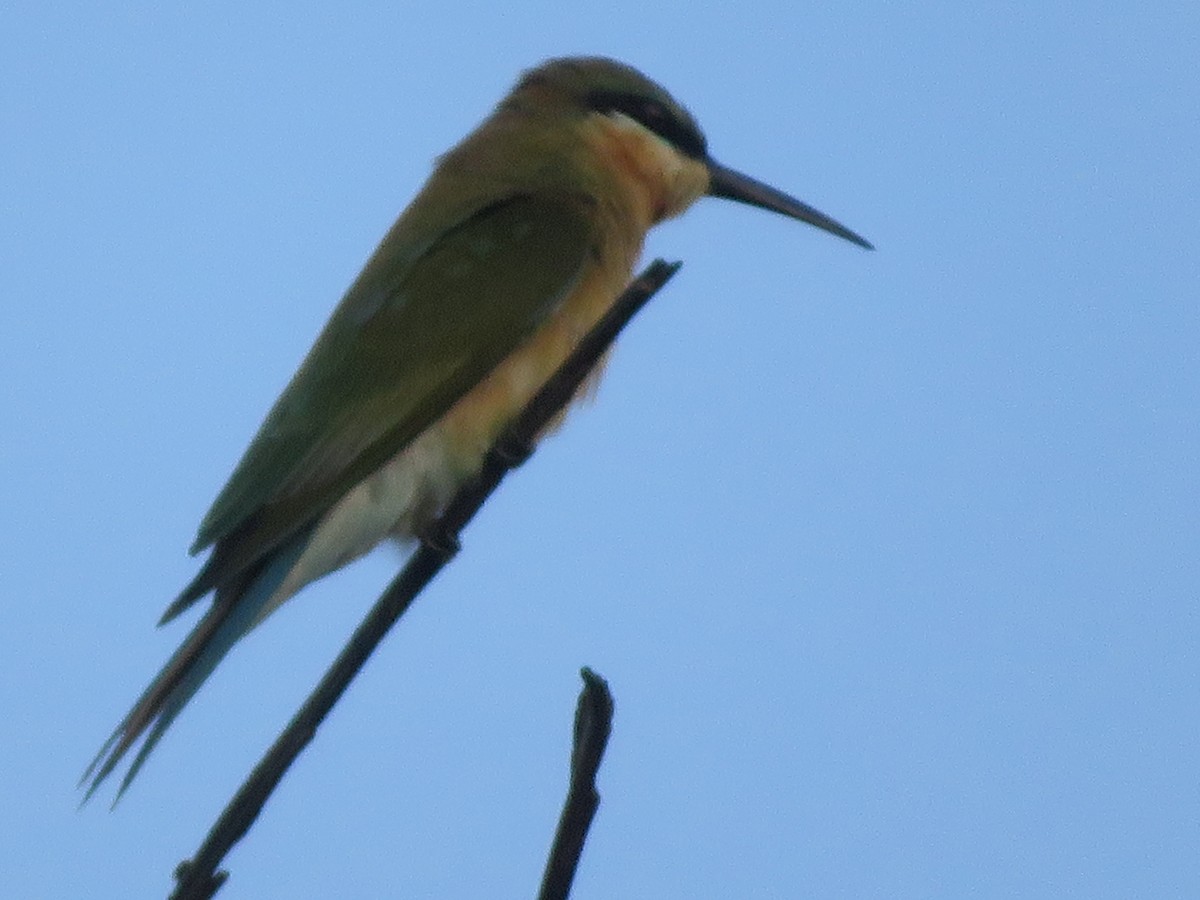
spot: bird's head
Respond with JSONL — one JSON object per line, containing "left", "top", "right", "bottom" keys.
{"left": 507, "top": 56, "right": 872, "bottom": 248}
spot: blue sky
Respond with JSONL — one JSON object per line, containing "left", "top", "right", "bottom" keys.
{"left": 3, "top": 2, "right": 1198, "bottom": 897}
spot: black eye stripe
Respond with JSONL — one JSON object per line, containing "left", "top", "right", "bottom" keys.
{"left": 586, "top": 90, "right": 707, "bottom": 160}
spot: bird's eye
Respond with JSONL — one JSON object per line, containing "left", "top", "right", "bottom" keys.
{"left": 640, "top": 101, "right": 667, "bottom": 122}
{"left": 586, "top": 90, "right": 707, "bottom": 160}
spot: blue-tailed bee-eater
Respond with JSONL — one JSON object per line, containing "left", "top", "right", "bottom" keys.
{"left": 83, "top": 56, "right": 872, "bottom": 802}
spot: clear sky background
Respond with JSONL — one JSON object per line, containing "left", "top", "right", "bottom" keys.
{"left": 3, "top": 3, "right": 1197, "bottom": 897}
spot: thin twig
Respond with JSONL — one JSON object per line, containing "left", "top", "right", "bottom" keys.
{"left": 168, "top": 259, "right": 681, "bottom": 900}
{"left": 538, "top": 668, "right": 615, "bottom": 900}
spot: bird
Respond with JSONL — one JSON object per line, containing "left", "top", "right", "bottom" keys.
{"left": 81, "top": 55, "right": 872, "bottom": 803}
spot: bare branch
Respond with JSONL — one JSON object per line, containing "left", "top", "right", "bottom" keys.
{"left": 538, "top": 668, "right": 615, "bottom": 900}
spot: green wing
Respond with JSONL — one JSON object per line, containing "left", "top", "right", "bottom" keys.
{"left": 167, "top": 190, "right": 595, "bottom": 616}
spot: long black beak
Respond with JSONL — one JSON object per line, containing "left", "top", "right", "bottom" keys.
{"left": 707, "top": 161, "right": 873, "bottom": 250}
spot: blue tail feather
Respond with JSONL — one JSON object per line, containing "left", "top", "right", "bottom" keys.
{"left": 81, "top": 533, "right": 308, "bottom": 805}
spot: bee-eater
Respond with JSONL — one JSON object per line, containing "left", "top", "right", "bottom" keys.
{"left": 83, "top": 56, "right": 871, "bottom": 802}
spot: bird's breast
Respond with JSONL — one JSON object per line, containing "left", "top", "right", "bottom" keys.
{"left": 432, "top": 214, "right": 642, "bottom": 474}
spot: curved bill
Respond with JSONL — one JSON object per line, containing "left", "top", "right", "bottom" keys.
{"left": 707, "top": 161, "right": 873, "bottom": 250}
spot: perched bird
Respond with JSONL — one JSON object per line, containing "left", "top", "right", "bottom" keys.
{"left": 82, "top": 56, "right": 871, "bottom": 802}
